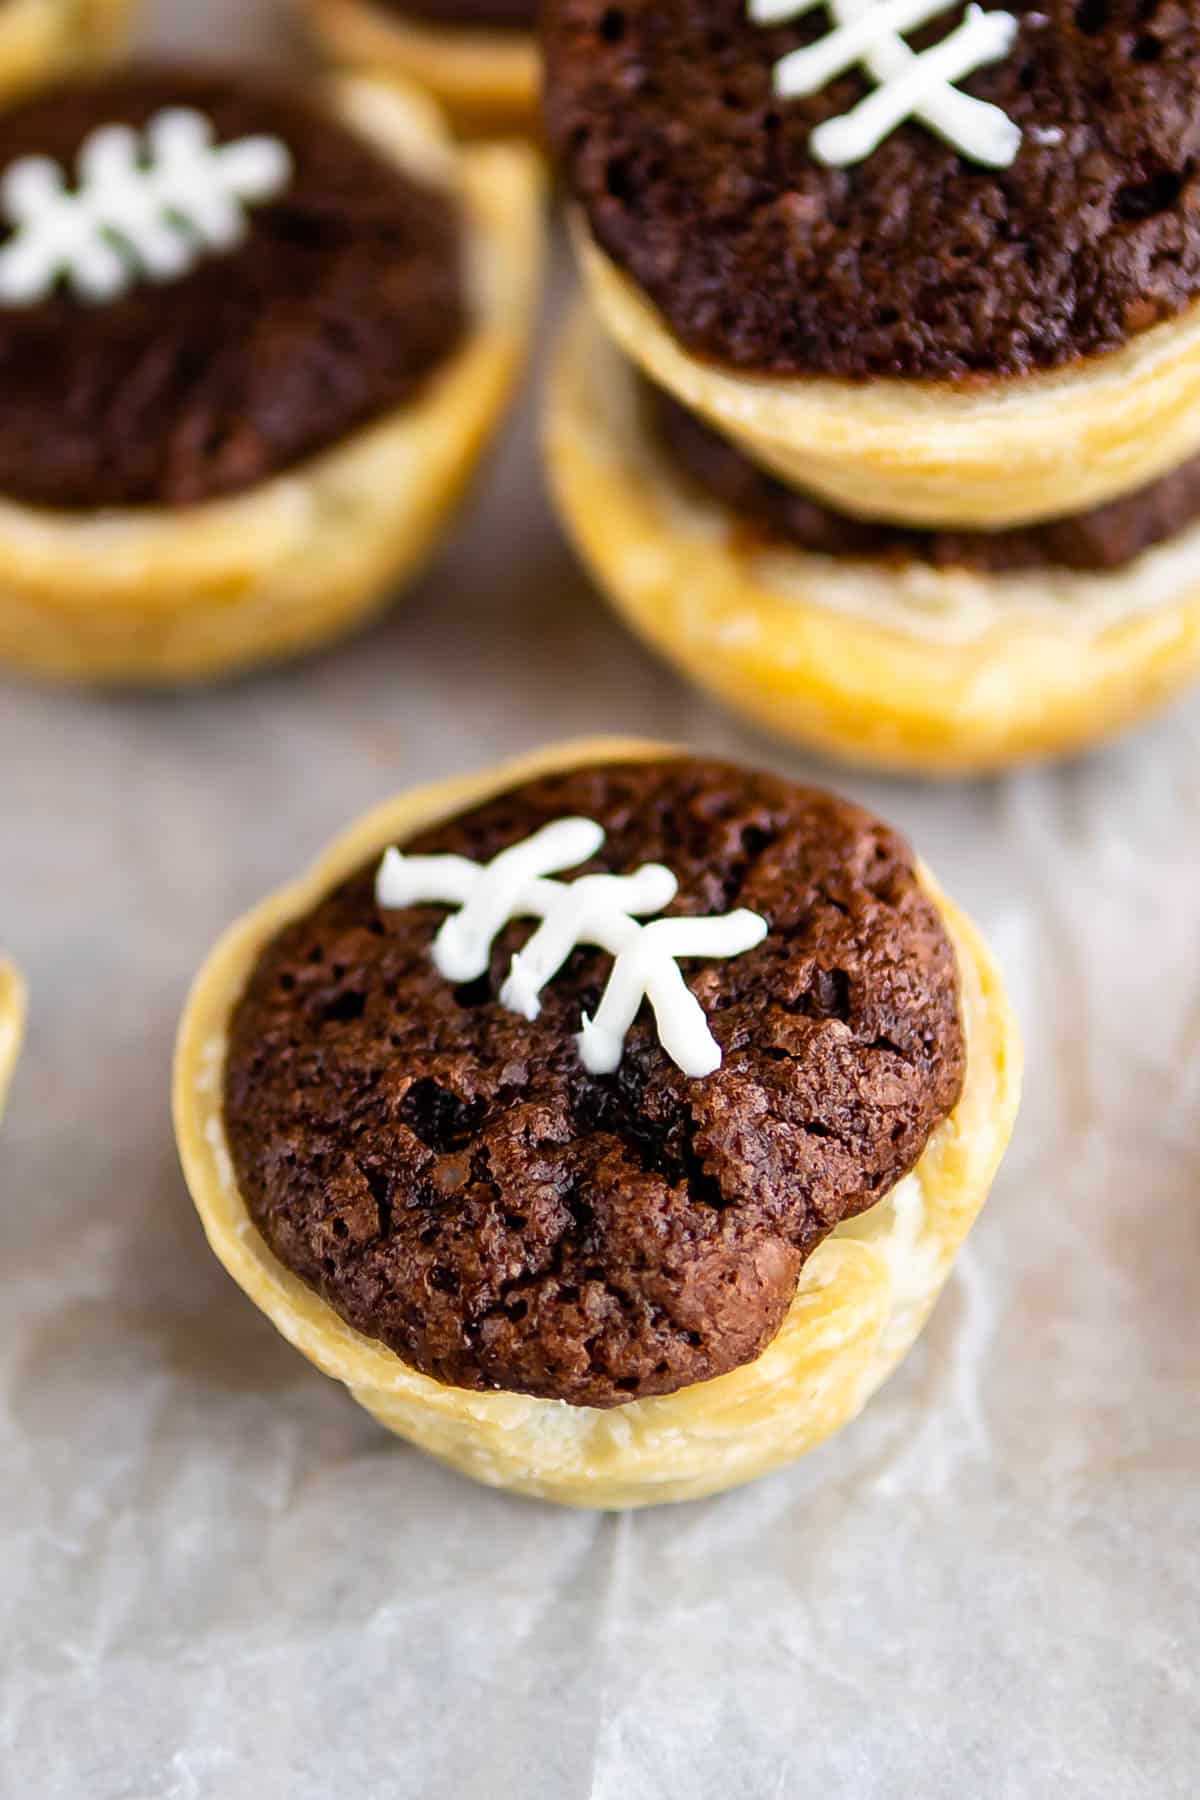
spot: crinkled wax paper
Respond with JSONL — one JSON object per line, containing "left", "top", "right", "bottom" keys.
{"left": 1, "top": 2, "right": 1197, "bottom": 1793}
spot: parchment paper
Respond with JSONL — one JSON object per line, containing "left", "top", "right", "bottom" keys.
{"left": 2, "top": 2, "right": 1198, "bottom": 1793}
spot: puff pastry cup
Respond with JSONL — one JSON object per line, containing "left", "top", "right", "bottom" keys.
{"left": 0, "top": 959, "right": 26, "bottom": 1122}
{"left": 545, "top": 309, "right": 1200, "bottom": 776}
{"left": 577, "top": 228, "right": 1200, "bottom": 535}
{"left": 0, "top": 75, "right": 543, "bottom": 684}
{"left": 0, "top": 0, "right": 134, "bottom": 103}
{"left": 301, "top": 0, "right": 540, "bottom": 136}
{"left": 174, "top": 737, "right": 1022, "bottom": 1509}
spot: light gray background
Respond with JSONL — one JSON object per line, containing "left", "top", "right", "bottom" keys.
{"left": 2, "top": 2, "right": 1198, "bottom": 1794}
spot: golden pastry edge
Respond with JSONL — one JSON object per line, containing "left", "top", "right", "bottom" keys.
{"left": 0, "top": 0, "right": 135, "bottom": 102}
{"left": 0, "top": 959, "right": 27, "bottom": 1122}
{"left": 301, "top": 0, "right": 541, "bottom": 135}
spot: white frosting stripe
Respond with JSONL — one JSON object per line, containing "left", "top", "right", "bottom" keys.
{"left": 773, "top": 0, "right": 981, "bottom": 96}
{"left": 500, "top": 863, "right": 677, "bottom": 1020}
{"left": 821, "top": 0, "right": 1016, "bottom": 164}
{"left": 375, "top": 818, "right": 770, "bottom": 1079}
{"left": 579, "top": 913, "right": 768, "bottom": 1078}
{"left": 0, "top": 108, "right": 293, "bottom": 307}
{"left": 749, "top": 0, "right": 824, "bottom": 21}
{"left": 430, "top": 817, "right": 603, "bottom": 982}
{"left": 809, "top": 4, "right": 1020, "bottom": 166}
{"left": 750, "top": 0, "right": 1021, "bottom": 170}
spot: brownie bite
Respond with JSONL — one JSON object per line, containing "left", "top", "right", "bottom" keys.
{"left": 0, "top": 65, "right": 467, "bottom": 510}
{"left": 224, "top": 759, "right": 966, "bottom": 1410}
{"left": 544, "top": 0, "right": 1200, "bottom": 379}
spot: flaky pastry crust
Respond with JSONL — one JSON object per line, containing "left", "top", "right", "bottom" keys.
{"left": 0, "top": 960, "right": 26, "bottom": 1121}
{"left": 0, "top": 0, "right": 134, "bottom": 102}
{"left": 0, "top": 74, "right": 543, "bottom": 683}
{"left": 544, "top": 309, "right": 1200, "bottom": 775}
{"left": 576, "top": 225, "right": 1200, "bottom": 534}
{"left": 174, "top": 738, "right": 1021, "bottom": 1509}
{"left": 301, "top": 0, "right": 539, "bottom": 135}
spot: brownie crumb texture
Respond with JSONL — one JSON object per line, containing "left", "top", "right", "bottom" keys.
{"left": 0, "top": 64, "right": 467, "bottom": 511}
{"left": 544, "top": 0, "right": 1200, "bottom": 380}
{"left": 224, "top": 760, "right": 966, "bottom": 1409}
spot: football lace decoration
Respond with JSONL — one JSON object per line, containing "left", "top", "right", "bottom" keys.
{"left": 0, "top": 107, "right": 293, "bottom": 306}
{"left": 750, "top": 0, "right": 1021, "bottom": 168}
{"left": 376, "top": 817, "right": 769, "bottom": 1079}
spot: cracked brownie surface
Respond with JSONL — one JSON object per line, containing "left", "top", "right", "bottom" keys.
{"left": 223, "top": 759, "right": 965, "bottom": 1408}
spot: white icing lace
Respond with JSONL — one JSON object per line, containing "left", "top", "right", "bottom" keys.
{"left": 750, "top": 0, "right": 1021, "bottom": 168}
{"left": 376, "top": 817, "right": 769, "bottom": 1078}
{"left": 0, "top": 108, "right": 293, "bottom": 306}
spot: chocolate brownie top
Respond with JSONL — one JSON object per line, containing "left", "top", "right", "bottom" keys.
{"left": 543, "top": 0, "right": 1200, "bottom": 380}
{"left": 0, "top": 66, "right": 466, "bottom": 511}
{"left": 648, "top": 379, "right": 1200, "bottom": 572}
{"left": 223, "top": 758, "right": 966, "bottom": 1410}
{"left": 381, "top": 0, "right": 535, "bottom": 28}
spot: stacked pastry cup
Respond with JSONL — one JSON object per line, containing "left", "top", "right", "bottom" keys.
{"left": 541, "top": 4, "right": 1200, "bottom": 775}
{"left": 546, "top": 286, "right": 1200, "bottom": 775}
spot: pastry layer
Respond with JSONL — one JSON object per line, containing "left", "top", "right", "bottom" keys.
{"left": 0, "top": 64, "right": 466, "bottom": 511}
{"left": 0, "top": 959, "right": 25, "bottom": 1121}
{"left": 0, "top": 75, "right": 543, "bottom": 680}
{"left": 545, "top": 0, "right": 1200, "bottom": 381}
{"left": 175, "top": 739, "right": 1021, "bottom": 1508}
{"left": 647, "top": 380, "right": 1200, "bottom": 575}
{"left": 545, "top": 306, "right": 1200, "bottom": 773}
{"left": 0, "top": 0, "right": 133, "bottom": 103}
{"left": 302, "top": 0, "right": 540, "bottom": 132}
{"left": 224, "top": 757, "right": 964, "bottom": 1409}
{"left": 579, "top": 227, "right": 1200, "bottom": 529}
